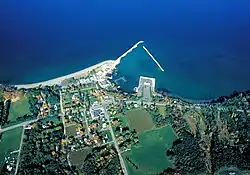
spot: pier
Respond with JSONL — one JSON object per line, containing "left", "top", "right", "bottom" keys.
{"left": 142, "top": 46, "right": 165, "bottom": 72}
{"left": 115, "top": 40, "right": 144, "bottom": 64}
{"left": 114, "top": 76, "right": 127, "bottom": 84}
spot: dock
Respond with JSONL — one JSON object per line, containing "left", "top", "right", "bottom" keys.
{"left": 142, "top": 46, "right": 165, "bottom": 72}
{"left": 114, "top": 76, "right": 127, "bottom": 84}
{"left": 115, "top": 40, "right": 144, "bottom": 64}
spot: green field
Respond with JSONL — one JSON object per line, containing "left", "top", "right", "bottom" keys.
{"left": 0, "top": 127, "right": 23, "bottom": 163}
{"left": 158, "top": 105, "right": 166, "bottom": 116}
{"left": 113, "top": 114, "right": 128, "bottom": 127}
{"left": 40, "top": 116, "right": 62, "bottom": 125}
{"left": 126, "top": 109, "right": 154, "bottom": 133}
{"left": 8, "top": 96, "right": 31, "bottom": 121}
{"left": 123, "top": 125, "right": 178, "bottom": 175}
{"left": 66, "top": 124, "right": 77, "bottom": 137}
{"left": 69, "top": 148, "right": 91, "bottom": 168}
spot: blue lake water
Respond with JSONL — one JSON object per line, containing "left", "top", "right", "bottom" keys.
{"left": 1, "top": 0, "right": 250, "bottom": 100}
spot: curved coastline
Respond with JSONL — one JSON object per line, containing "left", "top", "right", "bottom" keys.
{"left": 156, "top": 88, "right": 250, "bottom": 105}
{"left": 164, "top": 93, "right": 213, "bottom": 104}
{"left": 14, "top": 60, "right": 115, "bottom": 89}
{"left": 14, "top": 40, "right": 144, "bottom": 89}
{"left": 9, "top": 40, "right": 249, "bottom": 105}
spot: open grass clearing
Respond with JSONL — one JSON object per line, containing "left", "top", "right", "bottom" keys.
{"left": 112, "top": 114, "right": 129, "bottom": 127}
{"left": 0, "top": 127, "right": 23, "bottom": 164}
{"left": 89, "top": 96, "right": 97, "bottom": 105}
{"left": 123, "top": 125, "right": 178, "bottom": 175}
{"left": 66, "top": 124, "right": 77, "bottom": 137}
{"left": 184, "top": 116, "right": 197, "bottom": 136}
{"left": 63, "top": 94, "right": 72, "bottom": 104}
{"left": 40, "top": 115, "right": 62, "bottom": 125}
{"left": 69, "top": 148, "right": 91, "bottom": 168}
{"left": 70, "top": 86, "right": 96, "bottom": 93}
{"left": 8, "top": 96, "right": 31, "bottom": 122}
{"left": 126, "top": 109, "right": 154, "bottom": 133}
{"left": 158, "top": 105, "right": 166, "bottom": 116}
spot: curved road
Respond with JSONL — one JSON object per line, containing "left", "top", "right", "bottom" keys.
{"left": 0, "top": 119, "right": 37, "bottom": 134}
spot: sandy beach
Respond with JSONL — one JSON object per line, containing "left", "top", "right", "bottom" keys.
{"left": 15, "top": 60, "right": 115, "bottom": 89}
{"left": 15, "top": 40, "right": 144, "bottom": 89}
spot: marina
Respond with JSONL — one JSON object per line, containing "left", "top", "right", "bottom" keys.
{"left": 114, "top": 76, "right": 127, "bottom": 84}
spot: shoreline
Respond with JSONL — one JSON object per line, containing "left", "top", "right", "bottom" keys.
{"left": 14, "top": 40, "right": 144, "bottom": 89}
{"left": 15, "top": 60, "right": 115, "bottom": 89}
{"left": 10, "top": 40, "right": 248, "bottom": 104}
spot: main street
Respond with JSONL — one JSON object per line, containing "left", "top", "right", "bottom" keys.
{"left": 14, "top": 127, "right": 25, "bottom": 175}
{"left": 59, "top": 90, "right": 66, "bottom": 135}
{"left": 104, "top": 107, "right": 128, "bottom": 175}
{"left": 60, "top": 90, "right": 73, "bottom": 170}
{"left": 126, "top": 100, "right": 166, "bottom": 106}
{"left": 126, "top": 100, "right": 202, "bottom": 109}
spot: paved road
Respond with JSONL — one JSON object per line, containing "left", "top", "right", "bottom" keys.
{"left": 59, "top": 90, "right": 66, "bottom": 135}
{"left": 104, "top": 108, "right": 128, "bottom": 175}
{"left": 0, "top": 119, "right": 37, "bottom": 174}
{"left": 14, "top": 127, "right": 25, "bottom": 175}
{"left": 126, "top": 100, "right": 202, "bottom": 109}
{"left": 126, "top": 100, "right": 165, "bottom": 106}
{"left": 60, "top": 90, "right": 76, "bottom": 172}
{"left": 0, "top": 119, "right": 37, "bottom": 134}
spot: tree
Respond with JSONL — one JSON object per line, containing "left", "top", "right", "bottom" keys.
{"left": 0, "top": 88, "right": 3, "bottom": 101}
{"left": 167, "top": 132, "right": 206, "bottom": 174}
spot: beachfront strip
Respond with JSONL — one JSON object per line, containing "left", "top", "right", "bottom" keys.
{"left": 15, "top": 40, "right": 165, "bottom": 89}
{"left": 15, "top": 40, "right": 145, "bottom": 89}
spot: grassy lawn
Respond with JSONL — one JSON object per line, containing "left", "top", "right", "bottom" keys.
{"left": 184, "top": 116, "right": 197, "bottom": 136}
{"left": 126, "top": 109, "right": 154, "bottom": 133}
{"left": 0, "top": 127, "right": 23, "bottom": 164}
{"left": 119, "top": 116, "right": 129, "bottom": 128}
{"left": 40, "top": 115, "right": 62, "bottom": 125}
{"left": 158, "top": 105, "right": 166, "bottom": 116}
{"left": 69, "top": 86, "right": 96, "bottom": 94}
{"left": 89, "top": 96, "right": 97, "bottom": 105}
{"left": 66, "top": 124, "right": 77, "bottom": 137}
{"left": 69, "top": 148, "right": 91, "bottom": 168}
{"left": 123, "top": 125, "right": 178, "bottom": 175}
{"left": 8, "top": 96, "right": 31, "bottom": 122}
{"left": 112, "top": 114, "right": 129, "bottom": 127}
{"left": 63, "top": 94, "right": 72, "bottom": 103}
{"left": 124, "top": 161, "right": 145, "bottom": 175}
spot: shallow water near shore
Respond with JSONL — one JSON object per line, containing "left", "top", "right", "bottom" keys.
{"left": 1, "top": 1, "right": 250, "bottom": 100}
{"left": 113, "top": 41, "right": 250, "bottom": 100}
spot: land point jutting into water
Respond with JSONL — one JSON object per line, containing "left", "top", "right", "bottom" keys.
{"left": 1, "top": 42, "right": 250, "bottom": 175}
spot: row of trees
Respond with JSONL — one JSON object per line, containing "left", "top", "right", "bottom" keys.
{"left": 146, "top": 105, "right": 174, "bottom": 127}
{"left": 0, "top": 100, "right": 11, "bottom": 126}
{"left": 117, "top": 128, "right": 139, "bottom": 151}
